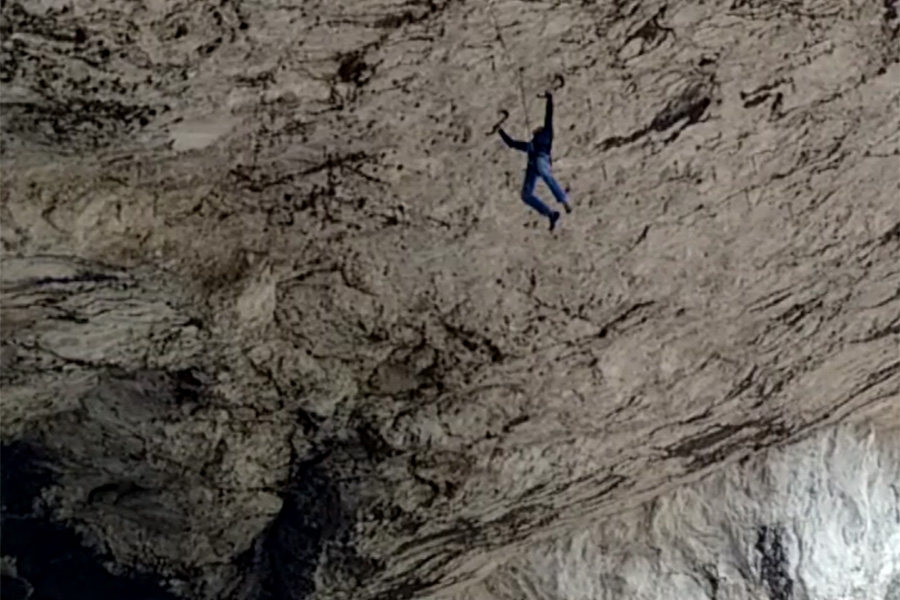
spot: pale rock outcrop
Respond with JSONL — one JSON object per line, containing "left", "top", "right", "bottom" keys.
{"left": 450, "top": 415, "right": 900, "bottom": 600}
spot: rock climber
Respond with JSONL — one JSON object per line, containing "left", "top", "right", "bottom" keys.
{"left": 498, "top": 91, "right": 572, "bottom": 231}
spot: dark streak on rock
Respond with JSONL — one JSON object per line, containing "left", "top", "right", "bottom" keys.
{"left": 502, "top": 414, "right": 529, "bottom": 433}
{"left": 743, "top": 92, "right": 770, "bottom": 108}
{"left": 862, "top": 319, "right": 900, "bottom": 342}
{"left": 755, "top": 525, "right": 794, "bottom": 600}
{"left": 740, "top": 78, "right": 790, "bottom": 109}
{"left": 375, "top": 10, "right": 418, "bottom": 29}
{"left": 620, "top": 5, "right": 675, "bottom": 58}
{"left": 486, "top": 503, "right": 552, "bottom": 531}
{"left": 681, "top": 407, "right": 713, "bottom": 425}
{"left": 198, "top": 36, "right": 223, "bottom": 56}
{"left": 633, "top": 224, "right": 650, "bottom": 246}
{"left": 46, "top": 308, "right": 89, "bottom": 324}
{"left": 665, "top": 417, "right": 789, "bottom": 468}
{"left": 31, "top": 272, "right": 120, "bottom": 287}
{"left": 393, "top": 523, "right": 468, "bottom": 558}
{"left": 375, "top": 0, "right": 457, "bottom": 30}
{"left": 597, "top": 301, "right": 655, "bottom": 338}
{"left": 748, "top": 289, "right": 793, "bottom": 313}
{"left": 4, "top": 97, "right": 159, "bottom": 150}
{"left": 879, "top": 221, "right": 900, "bottom": 245}
{"left": 603, "top": 394, "right": 640, "bottom": 424}
{"left": 770, "top": 92, "right": 784, "bottom": 118}
{"left": 382, "top": 501, "right": 560, "bottom": 598}
{"left": 87, "top": 480, "right": 146, "bottom": 505}
{"left": 377, "top": 575, "right": 442, "bottom": 600}
{"left": 598, "top": 83, "right": 713, "bottom": 151}
{"left": 777, "top": 296, "right": 823, "bottom": 328}
{"left": 861, "top": 361, "right": 900, "bottom": 392}
{"left": 667, "top": 422, "right": 747, "bottom": 458}
{"left": 577, "top": 473, "right": 627, "bottom": 505}
{"left": 700, "top": 563, "right": 720, "bottom": 599}
{"left": 723, "top": 365, "right": 759, "bottom": 402}
{"left": 2, "top": 3, "right": 84, "bottom": 44}
{"left": 440, "top": 319, "right": 505, "bottom": 363}
{"left": 650, "top": 91, "right": 711, "bottom": 133}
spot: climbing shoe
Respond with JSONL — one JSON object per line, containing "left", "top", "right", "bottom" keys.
{"left": 549, "top": 211, "right": 561, "bottom": 232}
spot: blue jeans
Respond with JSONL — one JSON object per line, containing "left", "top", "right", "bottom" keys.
{"left": 521, "top": 154, "right": 568, "bottom": 218}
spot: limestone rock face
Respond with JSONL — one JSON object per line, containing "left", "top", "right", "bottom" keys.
{"left": 1, "top": 0, "right": 897, "bottom": 599}
{"left": 450, "top": 418, "right": 900, "bottom": 600}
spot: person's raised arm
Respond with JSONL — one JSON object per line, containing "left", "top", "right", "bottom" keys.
{"left": 499, "top": 128, "right": 529, "bottom": 152}
{"left": 543, "top": 92, "right": 553, "bottom": 138}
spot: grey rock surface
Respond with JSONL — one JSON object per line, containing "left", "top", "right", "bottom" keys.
{"left": 448, "top": 414, "right": 900, "bottom": 600}
{"left": 1, "top": 0, "right": 898, "bottom": 598}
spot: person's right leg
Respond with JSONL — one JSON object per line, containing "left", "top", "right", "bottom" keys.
{"left": 521, "top": 166, "right": 555, "bottom": 219}
{"left": 536, "top": 155, "right": 572, "bottom": 213}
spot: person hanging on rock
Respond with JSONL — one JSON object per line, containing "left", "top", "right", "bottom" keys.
{"left": 498, "top": 91, "right": 572, "bottom": 232}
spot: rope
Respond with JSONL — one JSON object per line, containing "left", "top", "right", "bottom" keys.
{"left": 487, "top": 0, "right": 531, "bottom": 132}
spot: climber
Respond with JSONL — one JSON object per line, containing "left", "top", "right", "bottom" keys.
{"left": 498, "top": 91, "right": 572, "bottom": 232}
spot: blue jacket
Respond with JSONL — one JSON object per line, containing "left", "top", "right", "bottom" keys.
{"left": 499, "top": 93, "right": 553, "bottom": 163}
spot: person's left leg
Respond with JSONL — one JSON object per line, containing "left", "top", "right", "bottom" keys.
{"left": 536, "top": 155, "right": 572, "bottom": 213}
{"left": 521, "top": 166, "right": 554, "bottom": 218}
{"left": 521, "top": 165, "right": 560, "bottom": 231}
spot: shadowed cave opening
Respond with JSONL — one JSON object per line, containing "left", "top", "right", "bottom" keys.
{"left": 0, "top": 440, "right": 178, "bottom": 600}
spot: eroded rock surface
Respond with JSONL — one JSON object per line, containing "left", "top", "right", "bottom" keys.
{"left": 1, "top": 0, "right": 898, "bottom": 598}
{"left": 450, "top": 417, "right": 900, "bottom": 600}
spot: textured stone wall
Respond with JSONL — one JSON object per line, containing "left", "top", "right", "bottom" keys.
{"left": 450, "top": 416, "right": 900, "bottom": 600}
{"left": 1, "top": 0, "right": 897, "bottom": 598}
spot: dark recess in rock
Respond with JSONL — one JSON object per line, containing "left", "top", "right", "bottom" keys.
{"left": 1, "top": 574, "right": 33, "bottom": 600}
{"left": 755, "top": 525, "right": 794, "bottom": 600}
{"left": 171, "top": 368, "right": 207, "bottom": 404}
{"left": 885, "top": 573, "right": 900, "bottom": 600}
{"left": 1, "top": 440, "right": 54, "bottom": 515}
{"left": 356, "top": 422, "right": 398, "bottom": 461}
{"left": 248, "top": 458, "right": 346, "bottom": 600}
{"left": 337, "top": 51, "right": 375, "bottom": 87}
{"left": 0, "top": 440, "right": 178, "bottom": 600}
{"left": 376, "top": 11, "right": 417, "bottom": 29}
{"left": 700, "top": 563, "right": 720, "bottom": 599}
